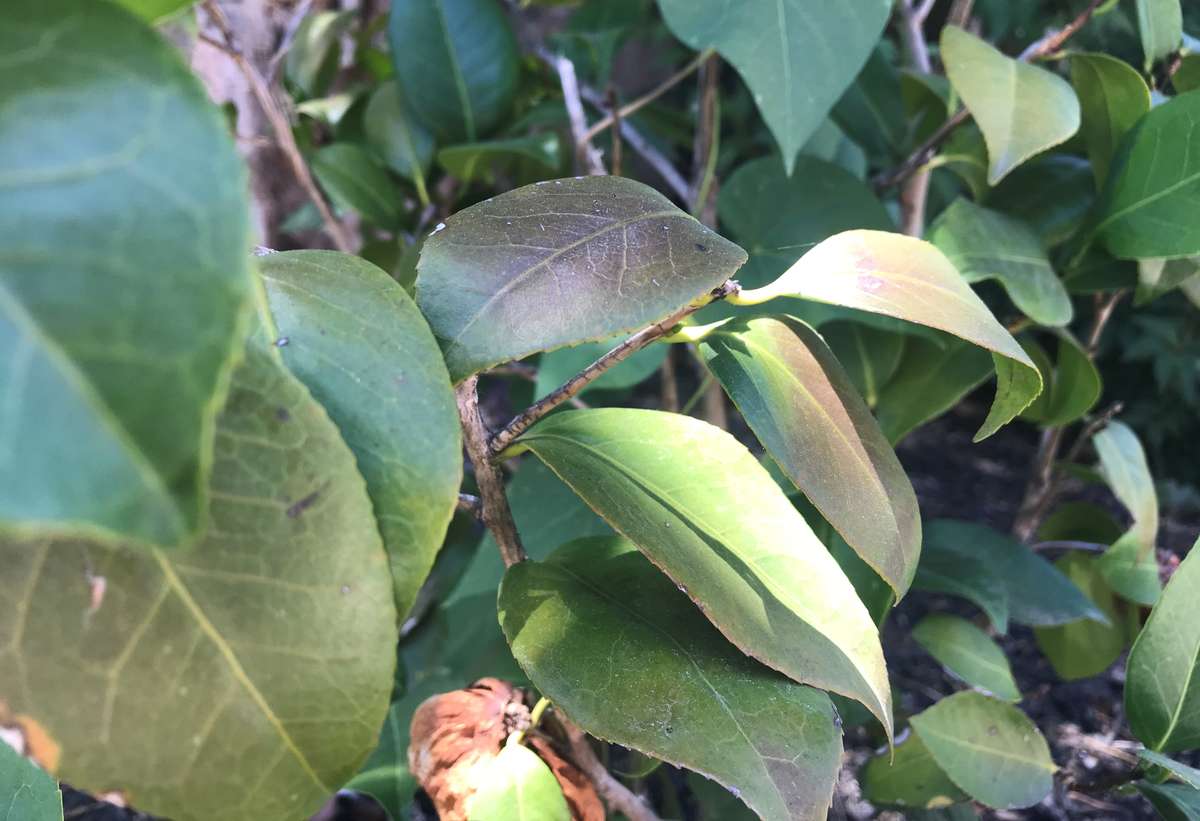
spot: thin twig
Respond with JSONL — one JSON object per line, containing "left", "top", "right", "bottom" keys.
{"left": 540, "top": 48, "right": 606, "bottom": 175}
{"left": 1062, "top": 402, "right": 1124, "bottom": 466}
{"left": 1086, "top": 290, "right": 1125, "bottom": 354}
{"left": 560, "top": 719, "right": 662, "bottom": 821}
{"left": 487, "top": 362, "right": 590, "bottom": 409}
{"left": 456, "top": 376, "right": 526, "bottom": 566}
{"left": 897, "top": 0, "right": 933, "bottom": 235}
{"left": 489, "top": 281, "right": 740, "bottom": 457}
{"left": 874, "top": 0, "right": 1105, "bottom": 193}
{"left": 580, "top": 87, "right": 692, "bottom": 202}
{"left": 607, "top": 86, "right": 624, "bottom": 176}
{"left": 659, "top": 347, "right": 680, "bottom": 412}
{"left": 265, "top": 0, "right": 316, "bottom": 83}
{"left": 689, "top": 53, "right": 721, "bottom": 221}
{"left": 199, "top": 2, "right": 354, "bottom": 252}
{"left": 582, "top": 49, "right": 713, "bottom": 144}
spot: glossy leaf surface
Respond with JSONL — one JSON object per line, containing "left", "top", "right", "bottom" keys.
{"left": 0, "top": 346, "right": 397, "bottom": 821}
{"left": 700, "top": 316, "right": 920, "bottom": 596}
{"left": 511, "top": 409, "right": 893, "bottom": 737}
{"left": 416, "top": 176, "right": 746, "bottom": 380}
{"left": 0, "top": 0, "right": 253, "bottom": 548}
{"left": 941, "top": 26, "right": 1080, "bottom": 184}
{"left": 1070, "top": 52, "right": 1151, "bottom": 187}
{"left": 257, "top": 251, "right": 462, "bottom": 620}
{"left": 499, "top": 537, "right": 844, "bottom": 821}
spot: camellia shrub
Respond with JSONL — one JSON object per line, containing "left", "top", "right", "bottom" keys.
{"left": 2, "top": 0, "right": 1200, "bottom": 819}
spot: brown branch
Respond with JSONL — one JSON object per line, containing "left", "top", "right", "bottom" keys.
{"left": 875, "top": 0, "right": 1105, "bottom": 193}
{"left": 896, "top": 0, "right": 934, "bottom": 235}
{"left": 456, "top": 493, "right": 482, "bottom": 520}
{"left": 489, "top": 281, "right": 740, "bottom": 457}
{"left": 560, "top": 719, "right": 662, "bottom": 821}
{"left": 689, "top": 53, "right": 721, "bottom": 223}
{"left": 582, "top": 49, "right": 713, "bottom": 145}
{"left": 199, "top": 2, "right": 354, "bottom": 252}
{"left": 456, "top": 376, "right": 526, "bottom": 566}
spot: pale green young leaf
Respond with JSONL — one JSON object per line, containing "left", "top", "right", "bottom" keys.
{"left": 1070, "top": 53, "right": 1151, "bottom": 188}
{"left": 1126, "top": 538, "right": 1200, "bottom": 752}
{"left": 256, "top": 251, "right": 462, "bottom": 621}
{"left": 929, "top": 199, "right": 1073, "bottom": 327}
{"left": 1135, "top": 0, "right": 1183, "bottom": 70}
{"left": 285, "top": 11, "right": 354, "bottom": 98}
{"left": 499, "top": 537, "right": 844, "bottom": 821}
{"left": 389, "top": 0, "right": 519, "bottom": 141}
{"left": 656, "top": 0, "right": 891, "bottom": 173}
{"left": 912, "top": 615, "right": 1021, "bottom": 702}
{"left": 862, "top": 733, "right": 967, "bottom": 809}
{"left": 415, "top": 176, "right": 746, "bottom": 381}
{"left": 1094, "top": 421, "right": 1162, "bottom": 605}
{"left": 941, "top": 26, "right": 1080, "bottom": 184}
{"left": 112, "top": 0, "right": 194, "bottom": 21}
{"left": 910, "top": 692, "right": 1056, "bottom": 810}
{"left": 734, "top": 230, "right": 1042, "bottom": 441}
{"left": 466, "top": 740, "right": 570, "bottom": 821}
{"left": 509, "top": 409, "right": 894, "bottom": 738}
{"left": 0, "top": 0, "right": 253, "bottom": 549}
{"left": 1034, "top": 553, "right": 1131, "bottom": 681}
{"left": 0, "top": 742, "right": 62, "bottom": 821}
{"left": 699, "top": 316, "right": 921, "bottom": 597}
{"left": 0, "top": 346, "right": 397, "bottom": 821}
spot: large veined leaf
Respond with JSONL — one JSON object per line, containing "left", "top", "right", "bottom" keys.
{"left": 912, "top": 614, "right": 1020, "bottom": 702}
{"left": 1033, "top": 553, "right": 1131, "bottom": 681}
{"left": 388, "top": 0, "right": 519, "bottom": 141}
{"left": 416, "top": 176, "right": 747, "bottom": 380}
{"left": 1091, "top": 90, "right": 1200, "bottom": 259}
{"left": 499, "top": 537, "right": 844, "bottom": 821}
{"left": 0, "top": 741, "right": 62, "bottom": 821}
{"left": 1094, "top": 421, "right": 1162, "bottom": 605}
{"left": 910, "top": 692, "right": 1056, "bottom": 809}
{"left": 873, "top": 337, "right": 993, "bottom": 444}
{"left": 0, "top": 0, "right": 253, "bottom": 548}
{"left": 0, "top": 346, "right": 397, "bottom": 821}
{"left": 1135, "top": 0, "right": 1183, "bottom": 70}
{"left": 466, "top": 740, "right": 570, "bottom": 821}
{"left": 861, "top": 733, "right": 967, "bottom": 810}
{"left": 1126, "top": 538, "right": 1200, "bottom": 752}
{"left": 940, "top": 26, "right": 1080, "bottom": 184}
{"left": 929, "top": 199, "right": 1073, "bottom": 327}
{"left": 698, "top": 316, "right": 921, "bottom": 597}
{"left": 732, "top": 230, "right": 1042, "bottom": 441}
{"left": 716, "top": 156, "right": 892, "bottom": 292}
{"left": 1019, "top": 333, "right": 1102, "bottom": 427}
{"left": 256, "top": 251, "right": 462, "bottom": 621}
{"left": 506, "top": 409, "right": 893, "bottom": 737}
{"left": 656, "top": 0, "right": 891, "bottom": 174}
{"left": 916, "top": 520, "right": 1106, "bottom": 631}
{"left": 1070, "top": 53, "right": 1151, "bottom": 188}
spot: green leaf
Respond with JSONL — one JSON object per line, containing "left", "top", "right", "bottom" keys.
{"left": 415, "top": 176, "right": 747, "bottom": 381}
{"left": 986, "top": 155, "right": 1095, "bottom": 247}
{"left": 0, "top": 741, "right": 62, "bottom": 821}
{"left": 1135, "top": 0, "right": 1183, "bottom": 70}
{"left": 256, "top": 251, "right": 462, "bottom": 621}
{"left": 818, "top": 320, "right": 906, "bottom": 408}
{"left": 800, "top": 120, "right": 869, "bottom": 179}
{"left": 1033, "top": 553, "right": 1131, "bottom": 680}
{"left": 0, "top": 345, "right": 397, "bottom": 821}
{"left": 534, "top": 338, "right": 667, "bottom": 398}
{"left": 285, "top": 11, "right": 354, "bottom": 98}
{"left": 1037, "top": 500, "right": 1124, "bottom": 545}
{"left": 466, "top": 740, "right": 570, "bottom": 821}
{"left": 1126, "top": 537, "right": 1200, "bottom": 752}
{"left": 941, "top": 25, "right": 1081, "bottom": 184}
{"left": 917, "top": 520, "right": 1107, "bottom": 630}
{"left": 928, "top": 199, "right": 1073, "bottom": 327}
{"left": 451, "top": 459, "right": 611, "bottom": 604}
{"left": 1018, "top": 333, "right": 1102, "bottom": 427}
{"left": 1094, "top": 420, "right": 1162, "bottom": 605}
{"left": 1070, "top": 53, "right": 1152, "bottom": 188}
{"left": 734, "top": 230, "right": 1042, "bottom": 441}
{"left": 437, "top": 134, "right": 560, "bottom": 183}
{"left": 0, "top": 0, "right": 253, "bottom": 549}
{"left": 364, "top": 79, "right": 435, "bottom": 187}
{"left": 717, "top": 156, "right": 892, "bottom": 292}
{"left": 656, "top": 0, "right": 891, "bottom": 173}
{"left": 873, "top": 337, "right": 993, "bottom": 444}
{"left": 862, "top": 733, "right": 968, "bottom": 809}
{"left": 912, "top": 615, "right": 1021, "bottom": 702}
{"left": 112, "top": 0, "right": 194, "bottom": 21}
{"left": 388, "top": 0, "right": 519, "bottom": 141}
{"left": 311, "top": 142, "right": 405, "bottom": 228}
{"left": 1138, "top": 256, "right": 1200, "bottom": 304}
{"left": 1141, "top": 751, "right": 1200, "bottom": 789}
{"left": 699, "top": 316, "right": 921, "bottom": 597}
{"left": 1138, "top": 781, "right": 1200, "bottom": 820}
{"left": 832, "top": 46, "right": 906, "bottom": 162}
{"left": 1091, "top": 90, "right": 1200, "bottom": 260}
{"left": 910, "top": 692, "right": 1056, "bottom": 809}
{"left": 509, "top": 409, "right": 893, "bottom": 738}
{"left": 499, "top": 536, "right": 844, "bottom": 821}
{"left": 1175, "top": 54, "right": 1200, "bottom": 93}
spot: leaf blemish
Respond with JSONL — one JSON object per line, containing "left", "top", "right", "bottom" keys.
{"left": 858, "top": 274, "right": 884, "bottom": 293}
{"left": 287, "top": 486, "right": 324, "bottom": 519}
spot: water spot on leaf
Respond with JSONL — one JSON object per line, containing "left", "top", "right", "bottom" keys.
{"left": 274, "top": 336, "right": 289, "bottom": 347}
